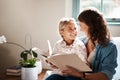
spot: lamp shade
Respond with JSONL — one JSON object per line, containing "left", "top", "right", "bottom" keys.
{"left": 0, "top": 35, "right": 7, "bottom": 44}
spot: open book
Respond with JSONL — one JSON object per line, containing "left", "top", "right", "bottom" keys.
{"left": 46, "top": 53, "right": 92, "bottom": 72}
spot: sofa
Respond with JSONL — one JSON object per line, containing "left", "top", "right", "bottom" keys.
{"left": 112, "top": 37, "right": 120, "bottom": 80}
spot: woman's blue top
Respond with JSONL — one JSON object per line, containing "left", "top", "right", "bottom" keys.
{"left": 80, "top": 37, "right": 118, "bottom": 80}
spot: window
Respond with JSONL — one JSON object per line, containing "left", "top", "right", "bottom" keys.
{"left": 72, "top": 0, "right": 120, "bottom": 26}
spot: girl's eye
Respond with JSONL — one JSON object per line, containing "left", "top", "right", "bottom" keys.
{"left": 69, "top": 27, "right": 76, "bottom": 31}
{"left": 69, "top": 28, "right": 72, "bottom": 30}
{"left": 74, "top": 27, "right": 76, "bottom": 30}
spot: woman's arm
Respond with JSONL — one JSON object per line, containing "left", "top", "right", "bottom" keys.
{"left": 85, "top": 72, "right": 108, "bottom": 80}
{"left": 62, "top": 66, "right": 109, "bottom": 80}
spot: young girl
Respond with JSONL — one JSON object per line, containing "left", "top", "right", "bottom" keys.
{"left": 46, "top": 17, "right": 88, "bottom": 76}
{"left": 52, "top": 17, "right": 87, "bottom": 63}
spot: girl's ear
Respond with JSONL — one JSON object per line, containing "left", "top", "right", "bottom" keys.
{"left": 59, "top": 30, "right": 64, "bottom": 36}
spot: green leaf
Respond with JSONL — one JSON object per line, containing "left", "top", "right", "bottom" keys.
{"left": 32, "top": 50, "right": 38, "bottom": 58}
{"left": 19, "top": 49, "right": 38, "bottom": 67}
{"left": 20, "top": 51, "right": 28, "bottom": 60}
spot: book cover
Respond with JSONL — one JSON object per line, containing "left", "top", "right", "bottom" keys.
{"left": 6, "top": 66, "right": 21, "bottom": 73}
{"left": 46, "top": 54, "right": 92, "bottom": 72}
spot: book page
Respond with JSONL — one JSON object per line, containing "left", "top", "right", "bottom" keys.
{"left": 46, "top": 54, "right": 92, "bottom": 72}
{"left": 47, "top": 40, "right": 52, "bottom": 56}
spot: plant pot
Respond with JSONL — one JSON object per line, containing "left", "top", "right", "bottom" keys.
{"left": 36, "top": 60, "right": 42, "bottom": 74}
{"left": 21, "top": 67, "right": 38, "bottom": 80}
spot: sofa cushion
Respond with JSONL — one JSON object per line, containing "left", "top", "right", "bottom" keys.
{"left": 112, "top": 37, "right": 120, "bottom": 80}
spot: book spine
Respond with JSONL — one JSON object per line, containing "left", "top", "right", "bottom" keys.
{"left": 6, "top": 69, "right": 21, "bottom": 73}
{"left": 6, "top": 72, "right": 21, "bottom": 76}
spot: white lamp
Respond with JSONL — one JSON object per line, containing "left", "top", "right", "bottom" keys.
{"left": 0, "top": 35, "right": 26, "bottom": 50}
{"left": 0, "top": 35, "right": 7, "bottom": 44}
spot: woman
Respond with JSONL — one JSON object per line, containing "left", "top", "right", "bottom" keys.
{"left": 46, "top": 7, "right": 117, "bottom": 80}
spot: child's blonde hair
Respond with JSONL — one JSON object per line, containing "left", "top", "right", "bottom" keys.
{"left": 59, "top": 17, "right": 78, "bottom": 31}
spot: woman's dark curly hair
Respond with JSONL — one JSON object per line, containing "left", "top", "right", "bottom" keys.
{"left": 78, "top": 8, "right": 110, "bottom": 47}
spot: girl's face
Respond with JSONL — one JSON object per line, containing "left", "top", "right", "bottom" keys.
{"left": 60, "top": 21, "right": 78, "bottom": 42}
{"left": 79, "top": 21, "right": 89, "bottom": 37}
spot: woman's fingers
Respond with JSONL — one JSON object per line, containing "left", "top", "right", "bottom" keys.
{"left": 62, "top": 65, "right": 83, "bottom": 78}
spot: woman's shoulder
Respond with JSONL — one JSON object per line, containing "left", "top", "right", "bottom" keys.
{"left": 105, "top": 40, "right": 117, "bottom": 48}
{"left": 97, "top": 40, "right": 117, "bottom": 53}
{"left": 96, "top": 40, "right": 117, "bottom": 60}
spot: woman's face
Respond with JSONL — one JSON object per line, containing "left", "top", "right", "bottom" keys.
{"left": 60, "top": 21, "right": 78, "bottom": 41}
{"left": 79, "top": 21, "right": 89, "bottom": 37}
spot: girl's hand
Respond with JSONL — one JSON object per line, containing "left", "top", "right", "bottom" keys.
{"left": 45, "top": 60, "right": 58, "bottom": 69}
{"left": 62, "top": 65, "right": 83, "bottom": 78}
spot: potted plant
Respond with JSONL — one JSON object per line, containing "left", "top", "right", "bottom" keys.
{"left": 19, "top": 49, "right": 38, "bottom": 68}
{"left": 19, "top": 49, "right": 41, "bottom": 80}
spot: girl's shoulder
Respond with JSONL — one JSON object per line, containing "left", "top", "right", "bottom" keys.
{"left": 54, "top": 39, "right": 65, "bottom": 46}
{"left": 78, "top": 36, "right": 88, "bottom": 45}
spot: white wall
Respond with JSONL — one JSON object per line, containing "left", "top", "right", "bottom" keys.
{"left": 0, "top": 0, "right": 73, "bottom": 73}
{"left": 109, "top": 26, "right": 120, "bottom": 37}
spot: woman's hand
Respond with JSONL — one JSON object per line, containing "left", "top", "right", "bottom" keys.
{"left": 45, "top": 60, "right": 58, "bottom": 69}
{"left": 62, "top": 65, "right": 83, "bottom": 78}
